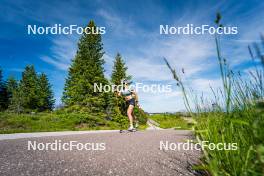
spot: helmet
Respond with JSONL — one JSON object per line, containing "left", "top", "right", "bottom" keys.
{"left": 121, "top": 79, "right": 132, "bottom": 85}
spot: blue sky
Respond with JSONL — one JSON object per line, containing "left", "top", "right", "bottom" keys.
{"left": 0, "top": 0, "right": 263, "bottom": 112}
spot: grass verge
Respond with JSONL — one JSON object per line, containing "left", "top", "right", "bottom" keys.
{"left": 149, "top": 113, "right": 194, "bottom": 129}
{"left": 0, "top": 112, "right": 147, "bottom": 134}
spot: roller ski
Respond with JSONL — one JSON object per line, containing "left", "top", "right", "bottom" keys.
{"left": 119, "top": 126, "right": 137, "bottom": 133}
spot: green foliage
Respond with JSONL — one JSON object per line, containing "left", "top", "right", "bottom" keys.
{"left": 8, "top": 85, "right": 25, "bottom": 113}
{"left": 150, "top": 113, "right": 193, "bottom": 129}
{"left": 111, "top": 53, "right": 131, "bottom": 85}
{"left": 105, "top": 104, "right": 148, "bottom": 129}
{"left": 0, "top": 112, "right": 121, "bottom": 133}
{"left": 110, "top": 106, "right": 128, "bottom": 129}
{"left": 37, "top": 73, "right": 55, "bottom": 111}
{"left": 6, "top": 76, "right": 18, "bottom": 106}
{"left": 0, "top": 69, "right": 8, "bottom": 111}
{"left": 19, "top": 65, "right": 39, "bottom": 110}
{"left": 62, "top": 20, "right": 108, "bottom": 112}
{"left": 2, "top": 66, "right": 55, "bottom": 113}
{"left": 195, "top": 110, "right": 264, "bottom": 175}
{"left": 133, "top": 106, "right": 148, "bottom": 125}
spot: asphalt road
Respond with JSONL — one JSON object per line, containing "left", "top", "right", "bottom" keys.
{"left": 0, "top": 130, "right": 201, "bottom": 176}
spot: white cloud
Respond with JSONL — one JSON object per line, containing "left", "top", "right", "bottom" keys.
{"left": 41, "top": 35, "right": 78, "bottom": 71}
{"left": 139, "top": 90, "right": 184, "bottom": 113}
{"left": 126, "top": 58, "right": 172, "bottom": 81}
{"left": 41, "top": 56, "right": 69, "bottom": 71}
{"left": 97, "top": 9, "right": 137, "bottom": 37}
{"left": 191, "top": 78, "right": 222, "bottom": 93}
{"left": 158, "top": 37, "right": 215, "bottom": 76}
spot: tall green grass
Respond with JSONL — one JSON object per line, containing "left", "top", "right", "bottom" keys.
{"left": 165, "top": 13, "right": 264, "bottom": 175}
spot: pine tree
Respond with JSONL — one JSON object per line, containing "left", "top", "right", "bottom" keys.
{"left": 6, "top": 76, "right": 18, "bottom": 107}
{"left": 62, "top": 20, "right": 108, "bottom": 112}
{"left": 111, "top": 53, "right": 131, "bottom": 116}
{"left": 0, "top": 69, "right": 8, "bottom": 111}
{"left": 111, "top": 53, "right": 131, "bottom": 85}
{"left": 19, "top": 65, "right": 39, "bottom": 111}
{"left": 8, "top": 85, "right": 24, "bottom": 113}
{"left": 37, "top": 73, "right": 55, "bottom": 111}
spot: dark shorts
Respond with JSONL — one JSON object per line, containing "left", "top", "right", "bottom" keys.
{"left": 126, "top": 98, "right": 135, "bottom": 106}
